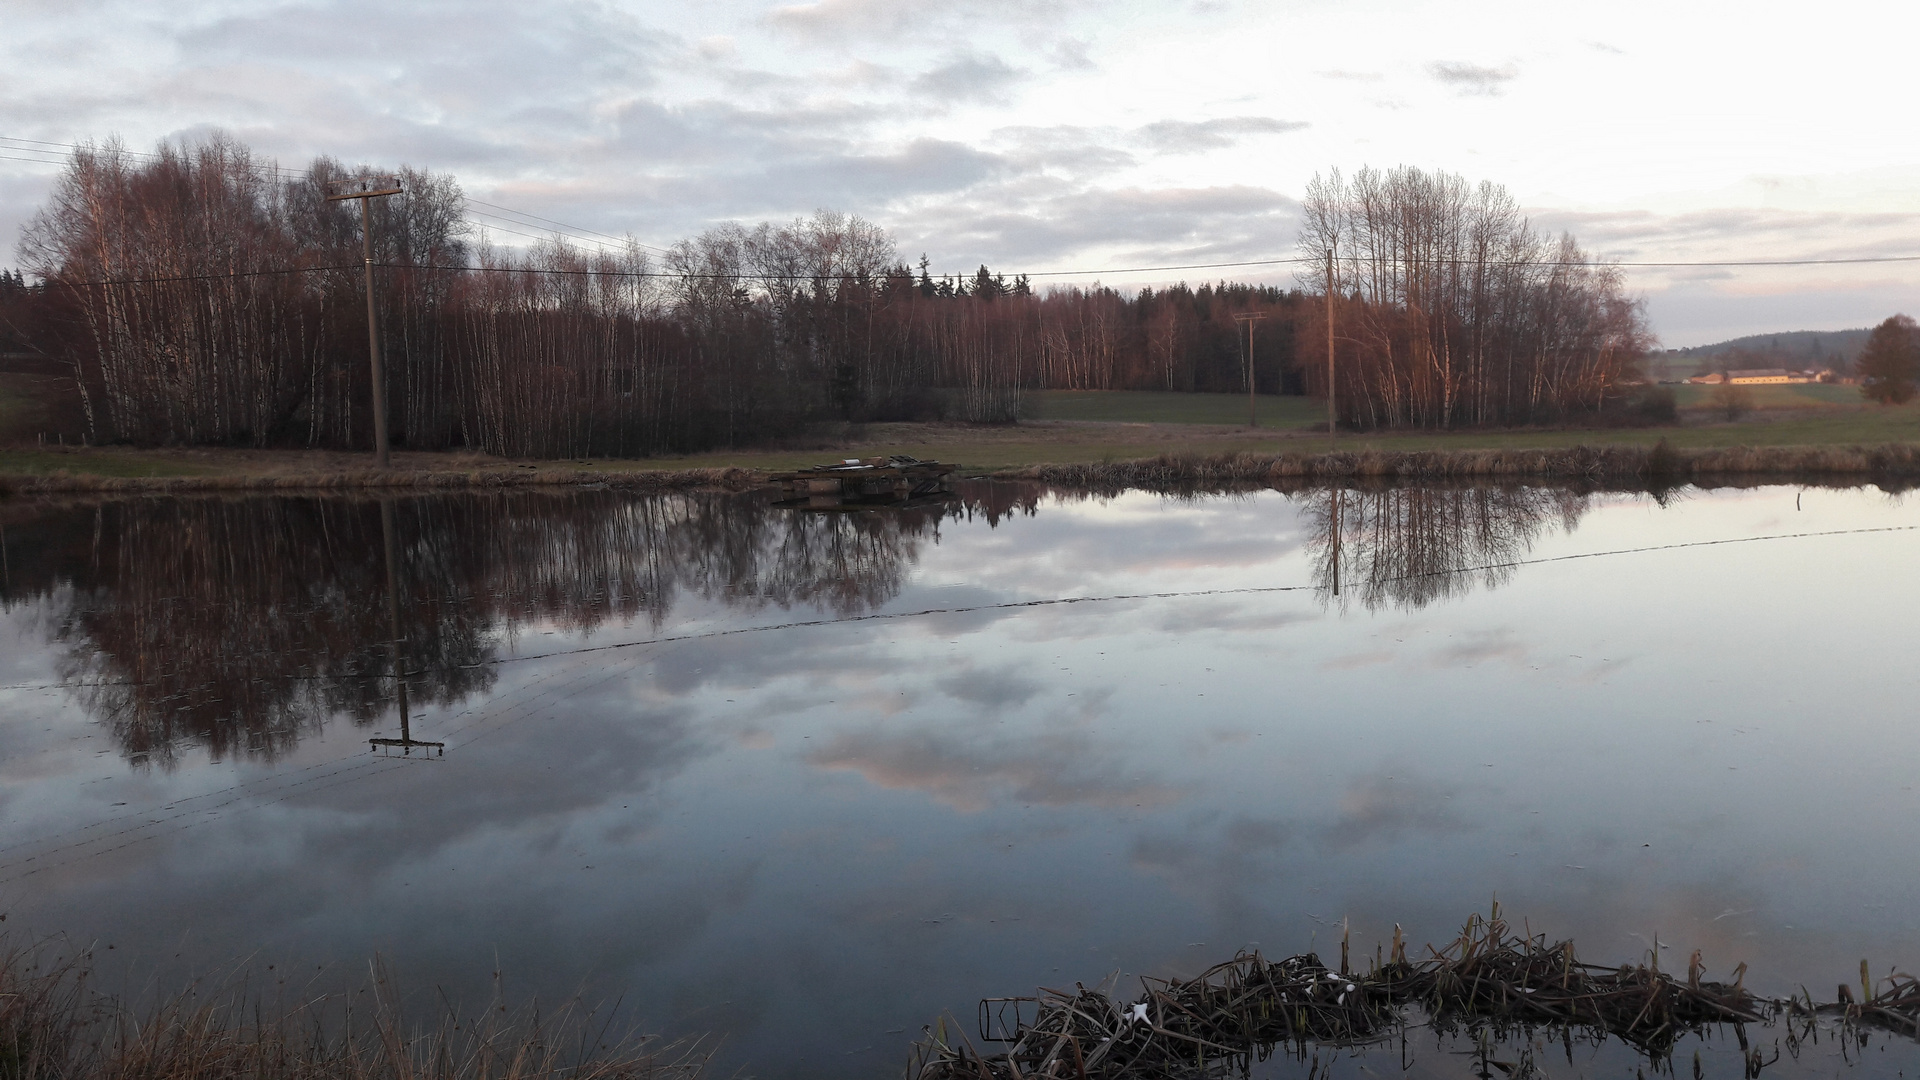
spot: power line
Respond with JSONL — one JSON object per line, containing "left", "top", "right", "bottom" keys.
{"left": 463, "top": 197, "right": 673, "bottom": 256}
{"left": 6, "top": 135, "right": 1919, "bottom": 279}
{"left": 27, "top": 245, "right": 1920, "bottom": 290}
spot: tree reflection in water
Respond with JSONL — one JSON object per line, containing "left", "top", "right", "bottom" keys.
{"left": 1303, "top": 484, "right": 1591, "bottom": 611}
{"left": 5, "top": 481, "right": 1610, "bottom": 764}
{"left": 3, "top": 488, "right": 1050, "bottom": 767}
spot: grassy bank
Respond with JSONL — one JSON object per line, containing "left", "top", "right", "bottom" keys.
{"left": 0, "top": 940, "right": 706, "bottom": 1080}
{"left": 8, "top": 442, "right": 1920, "bottom": 497}
{"left": 4, "top": 388, "right": 1919, "bottom": 492}
{"left": 1002, "top": 443, "right": 1920, "bottom": 489}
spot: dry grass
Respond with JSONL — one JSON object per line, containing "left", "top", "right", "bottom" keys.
{"left": 0, "top": 465, "right": 763, "bottom": 497}
{"left": 998, "top": 442, "right": 1920, "bottom": 492}
{"left": 0, "top": 940, "right": 708, "bottom": 1080}
{"left": 8, "top": 442, "right": 1920, "bottom": 498}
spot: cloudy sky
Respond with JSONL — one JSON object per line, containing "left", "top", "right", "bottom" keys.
{"left": 3, "top": 0, "right": 1916, "bottom": 345}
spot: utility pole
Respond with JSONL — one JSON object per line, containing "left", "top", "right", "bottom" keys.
{"left": 1325, "top": 245, "right": 1338, "bottom": 447}
{"left": 326, "top": 175, "right": 403, "bottom": 469}
{"left": 369, "top": 498, "right": 443, "bottom": 757}
{"left": 1233, "top": 311, "right": 1266, "bottom": 428}
{"left": 1330, "top": 486, "right": 1341, "bottom": 598}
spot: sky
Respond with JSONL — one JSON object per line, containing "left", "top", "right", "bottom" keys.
{"left": 2, "top": 0, "right": 1916, "bottom": 346}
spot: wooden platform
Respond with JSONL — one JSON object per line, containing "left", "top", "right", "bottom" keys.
{"left": 770, "top": 456, "right": 957, "bottom": 509}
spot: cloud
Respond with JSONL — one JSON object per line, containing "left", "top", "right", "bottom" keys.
{"left": 1049, "top": 37, "right": 1096, "bottom": 71}
{"left": 910, "top": 53, "right": 1027, "bottom": 104}
{"left": 807, "top": 724, "right": 1186, "bottom": 812}
{"left": 897, "top": 183, "right": 1301, "bottom": 269}
{"left": 1131, "top": 814, "right": 1293, "bottom": 920}
{"left": 1428, "top": 60, "right": 1518, "bottom": 96}
{"left": 769, "top": 0, "right": 1072, "bottom": 41}
{"left": 935, "top": 667, "right": 1045, "bottom": 710}
{"left": 1435, "top": 630, "right": 1531, "bottom": 667}
{"left": 1323, "top": 773, "right": 1467, "bottom": 849}
{"left": 1133, "top": 117, "right": 1308, "bottom": 154}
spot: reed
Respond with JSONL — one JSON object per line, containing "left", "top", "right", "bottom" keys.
{"left": 909, "top": 907, "right": 1920, "bottom": 1080}
{"left": 0, "top": 939, "right": 706, "bottom": 1080}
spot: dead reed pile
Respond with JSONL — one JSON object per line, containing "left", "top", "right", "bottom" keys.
{"left": 0, "top": 941, "right": 707, "bottom": 1080}
{"left": 908, "top": 909, "right": 1773, "bottom": 1080}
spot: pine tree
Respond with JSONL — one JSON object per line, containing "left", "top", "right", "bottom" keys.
{"left": 973, "top": 264, "right": 999, "bottom": 300}
{"left": 1857, "top": 315, "right": 1919, "bottom": 405}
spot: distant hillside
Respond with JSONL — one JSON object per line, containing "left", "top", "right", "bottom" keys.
{"left": 1648, "top": 328, "right": 1872, "bottom": 381}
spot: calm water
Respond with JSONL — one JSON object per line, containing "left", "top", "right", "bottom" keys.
{"left": 2, "top": 481, "right": 1919, "bottom": 1078}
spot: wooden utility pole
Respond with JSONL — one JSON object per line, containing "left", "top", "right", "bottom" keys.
{"left": 1233, "top": 311, "right": 1266, "bottom": 428}
{"left": 369, "top": 498, "right": 443, "bottom": 757}
{"left": 1330, "top": 486, "right": 1341, "bottom": 597}
{"left": 1324, "top": 245, "right": 1337, "bottom": 446}
{"left": 326, "top": 175, "right": 403, "bottom": 469}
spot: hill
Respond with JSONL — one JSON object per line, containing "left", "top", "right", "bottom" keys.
{"left": 1648, "top": 328, "right": 1872, "bottom": 381}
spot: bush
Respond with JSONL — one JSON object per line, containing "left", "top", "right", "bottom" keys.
{"left": 1597, "top": 385, "right": 1678, "bottom": 427}
{"left": 1858, "top": 314, "right": 1919, "bottom": 405}
{"left": 1709, "top": 382, "right": 1754, "bottom": 421}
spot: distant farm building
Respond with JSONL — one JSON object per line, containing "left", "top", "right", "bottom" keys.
{"left": 1687, "top": 368, "right": 1815, "bottom": 386}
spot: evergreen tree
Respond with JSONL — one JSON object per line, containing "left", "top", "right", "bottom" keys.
{"left": 1857, "top": 315, "right": 1919, "bottom": 405}
{"left": 973, "top": 264, "right": 999, "bottom": 300}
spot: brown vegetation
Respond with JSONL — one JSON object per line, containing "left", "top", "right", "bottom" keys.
{"left": 1298, "top": 166, "right": 1649, "bottom": 428}
{"left": 912, "top": 907, "right": 1920, "bottom": 1080}
{"left": 0, "top": 938, "right": 705, "bottom": 1080}
{"left": 8, "top": 441, "right": 1920, "bottom": 496}
{"left": 999, "top": 443, "right": 1920, "bottom": 490}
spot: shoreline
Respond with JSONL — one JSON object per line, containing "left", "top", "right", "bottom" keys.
{"left": 6, "top": 442, "right": 1920, "bottom": 496}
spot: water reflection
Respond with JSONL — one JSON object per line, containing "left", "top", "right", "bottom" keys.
{"left": 4, "top": 482, "right": 1693, "bottom": 764}
{"left": 1307, "top": 485, "right": 1592, "bottom": 611}
{"left": 5, "top": 489, "right": 1027, "bottom": 765}
{"left": 5, "top": 482, "right": 1919, "bottom": 1080}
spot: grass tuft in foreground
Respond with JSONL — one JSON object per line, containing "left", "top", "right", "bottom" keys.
{"left": 0, "top": 939, "right": 707, "bottom": 1080}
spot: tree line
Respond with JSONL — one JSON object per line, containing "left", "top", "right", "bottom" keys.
{"left": 10, "top": 136, "right": 1653, "bottom": 456}
{"left": 1298, "top": 165, "right": 1652, "bottom": 427}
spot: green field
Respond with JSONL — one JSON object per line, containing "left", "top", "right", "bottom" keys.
{"left": 1670, "top": 383, "right": 1863, "bottom": 410}
{"left": 1024, "top": 390, "right": 1325, "bottom": 427}
{"left": 0, "top": 448, "right": 217, "bottom": 478}
{"left": 5, "top": 386, "right": 1918, "bottom": 483}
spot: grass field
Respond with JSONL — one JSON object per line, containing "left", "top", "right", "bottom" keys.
{"left": 1670, "top": 382, "right": 1863, "bottom": 410}
{"left": 4, "top": 388, "right": 1917, "bottom": 484}
{"left": 0, "top": 373, "right": 58, "bottom": 442}
{"left": 1024, "top": 390, "right": 1325, "bottom": 427}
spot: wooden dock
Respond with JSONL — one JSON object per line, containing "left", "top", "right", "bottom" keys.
{"left": 770, "top": 456, "right": 957, "bottom": 509}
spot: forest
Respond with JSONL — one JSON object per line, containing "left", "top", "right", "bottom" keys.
{"left": 4, "top": 137, "right": 1651, "bottom": 457}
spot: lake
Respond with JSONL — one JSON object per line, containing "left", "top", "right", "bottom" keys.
{"left": 2, "top": 481, "right": 1918, "bottom": 1078}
